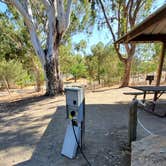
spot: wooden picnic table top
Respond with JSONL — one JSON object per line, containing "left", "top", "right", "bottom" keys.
{"left": 129, "top": 86, "right": 166, "bottom": 92}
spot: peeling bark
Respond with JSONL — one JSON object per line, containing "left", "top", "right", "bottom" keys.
{"left": 44, "top": 43, "right": 63, "bottom": 96}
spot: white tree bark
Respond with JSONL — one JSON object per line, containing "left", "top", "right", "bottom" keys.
{"left": 5, "top": 0, "right": 73, "bottom": 95}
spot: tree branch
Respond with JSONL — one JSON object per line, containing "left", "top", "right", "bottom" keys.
{"left": 132, "top": 0, "right": 142, "bottom": 23}
{"left": 127, "top": 43, "right": 136, "bottom": 61}
{"left": 133, "top": 0, "right": 145, "bottom": 22}
{"left": 41, "top": 0, "right": 51, "bottom": 8}
{"left": 128, "top": 0, "right": 133, "bottom": 26}
{"left": 117, "top": 2, "right": 121, "bottom": 40}
{"left": 26, "top": 0, "right": 36, "bottom": 25}
{"left": 45, "top": 7, "right": 56, "bottom": 58}
{"left": 98, "top": 0, "right": 115, "bottom": 42}
{"left": 98, "top": 0, "right": 126, "bottom": 62}
{"left": 7, "top": 0, "right": 32, "bottom": 26}
{"left": 56, "top": 0, "right": 65, "bottom": 33}
{"left": 0, "top": 0, "right": 9, "bottom": 4}
{"left": 65, "top": 0, "right": 72, "bottom": 29}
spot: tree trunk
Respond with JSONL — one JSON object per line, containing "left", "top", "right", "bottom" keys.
{"left": 74, "top": 76, "right": 77, "bottom": 82}
{"left": 3, "top": 76, "right": 11, "bottom": 96}
{"left": 97, "top": 64, "right": 101, "bottom": 85}
{"left": 156, "top": 42, "right": 166, "bottom": 86}
{"left": 31, "top": 57, "right": 42, "bottom": 92}
{"left": 35, "top": 68, "right": 41, "bottom": 92}
{"left": 98, "top": 77, "right": 101, "bottom": 85}
{"left": 120, "top": 59, "right": 132, "bottom": 87}
{"left": 44, "top": 46, "right": 63, "bottom": 96}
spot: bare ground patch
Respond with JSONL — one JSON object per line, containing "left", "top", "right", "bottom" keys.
{"left": 2, "top": 87, "right": 159, "bottom": 166}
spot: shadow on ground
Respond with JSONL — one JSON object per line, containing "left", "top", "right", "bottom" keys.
{"left": 0, "top": 96, "right": 62, "bottom": 154}
{"left": 3, "top": 98, "right": 130, "bottom": 166}
{"left": 1, "top": 94, "right": 166, "bottom": 166}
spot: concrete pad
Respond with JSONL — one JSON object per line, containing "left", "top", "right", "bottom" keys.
{"left": 131, "top": 135, "right": 166, "bottom": 166}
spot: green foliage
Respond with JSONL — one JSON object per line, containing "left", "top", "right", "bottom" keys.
{"left": 85, "top": 42, "right": 124, "bottom": 85}
{"left": 69, "top": 55, "right": 87, "bottom": 82}
{"left": 74, "top": 40, "right": 87, "bottom": 54}
{"left": 63, "top": 1, "right": 95, "bottom": 41}
{"left": 59, "top": 42, "right": 87, "bottom": 82}
{"left": 131, "top": 43, "right": 161, "bottom": 76}
{"left": 132, "top": 57, "right": 157, "bottom": 75}
{"left": 85, "top": 55, "right": 98, "bottom": 80}
{"left": 0, "top": 8, "right": 44, "bottom": 88}
{"left": 59, "top": 42, "right": 73, "bottom": 75}
{"left": 0, "top": 60, "right": 30, "bottom": 87}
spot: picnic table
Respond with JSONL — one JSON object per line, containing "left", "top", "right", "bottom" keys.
{"left": 128, "top": 86, "right": 166, "bottom": 116}
{"left": 129, "top": 86, "right": 166, "bottom": 102}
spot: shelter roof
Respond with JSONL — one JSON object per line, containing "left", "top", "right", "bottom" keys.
{"left": 116, "top": 4, "right": 166, "bottom": 43}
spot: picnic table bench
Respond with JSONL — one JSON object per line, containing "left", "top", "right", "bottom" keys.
{"left": 125, "top": 86, "right": 166, "bottom": 116}
{"left": 123, "top": 92, "right": 144, "bottom": 100}
{"left": 123, "top": 91, "right": 154, "bottom": 100}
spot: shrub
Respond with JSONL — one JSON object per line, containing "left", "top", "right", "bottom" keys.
{"left": 0, "top": 59, "right": 30, "bottom": 88}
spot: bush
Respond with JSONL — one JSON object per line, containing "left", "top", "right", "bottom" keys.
{"left": 0, "top": 59, "right": 30, "bottom": 88}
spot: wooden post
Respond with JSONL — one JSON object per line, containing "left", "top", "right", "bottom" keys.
{"left": 156, "top": 42, "right": 166, "bottom": 86}
{"left": 128, "top": 99, "right": 138, "bottom": 146}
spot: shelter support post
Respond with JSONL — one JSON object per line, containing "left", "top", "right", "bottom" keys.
{"left": 156, "top": 42, "right": 166, "bottom": 86}
{"left": 128, "top": 99, "right": 138, "bottom": 146}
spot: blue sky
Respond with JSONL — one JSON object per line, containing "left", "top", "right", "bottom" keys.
{"left": 0, "top": 1, "right": 165, "bottom": 54}
{"left": 72, "top": 0, "right": 166, "bottom": 54}
{"left": 0, "top": 2, "right": 6, "bottom": 12}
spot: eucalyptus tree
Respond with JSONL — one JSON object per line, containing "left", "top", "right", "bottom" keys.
{"left": 92, "top": 0, "right": 154, "bottom": 87}
{"left": 1, "top": 0, "right": 91, "bottom": 96}
{"left": 0, "top": 8, "right": 43, "bottom": 91}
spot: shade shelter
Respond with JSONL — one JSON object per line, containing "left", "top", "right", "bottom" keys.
{"left": 116, "top": 4, "right": 166, "bottom": 86}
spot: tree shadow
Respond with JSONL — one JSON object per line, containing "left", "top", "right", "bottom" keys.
{"left": 1, "top": 93, "right": 165, "bottom": 166}
{"left": 14, "top": 103, "right": 131, "bottom": 166}
{"left": 0, "top": 95, "right": 63, "bottom": 154}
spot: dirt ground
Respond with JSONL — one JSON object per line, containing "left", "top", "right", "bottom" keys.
{"left": 0, "top": 86, "right": 165, "bottom": 166}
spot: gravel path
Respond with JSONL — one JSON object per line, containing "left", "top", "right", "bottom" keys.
{"left": 0, "top": 87, "right": 165, "bottom": 166}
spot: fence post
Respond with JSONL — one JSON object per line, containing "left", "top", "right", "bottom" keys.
{"left": 128, "top": 99, "right": 138, "bottom": 146}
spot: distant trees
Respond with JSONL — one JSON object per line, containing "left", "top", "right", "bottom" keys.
{"left": 91, "top": 42, "right": 105, "bottom": 84}
{"left": 85, "top": 42, "right": 124, "bottom": 85}
{"left": 59, "top": 43, "right": 87, "bottom": 83}
{"left": 59, "top": 41, "right": 124, "bottom": 86}
{"left": 0, "top": 0, "right": 160, "bottom": 91}
{"left": 131, "top": 44, "right": 158, "bottom": 76}
{"left": 70, "top": 55, "right": 87, "bottom": 82}
{"left": 95, "top": 0, "right": 154, "bottom": 87}
{"left": 0, "top": 60, "right": 30, "bottom": 89}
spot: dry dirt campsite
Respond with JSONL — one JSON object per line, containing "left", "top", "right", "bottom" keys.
{"left": 1, "top": 1, "right": 166, "bottom": 166}
{"left": 0, "top": 85, "right": 166, "bottom": 166}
